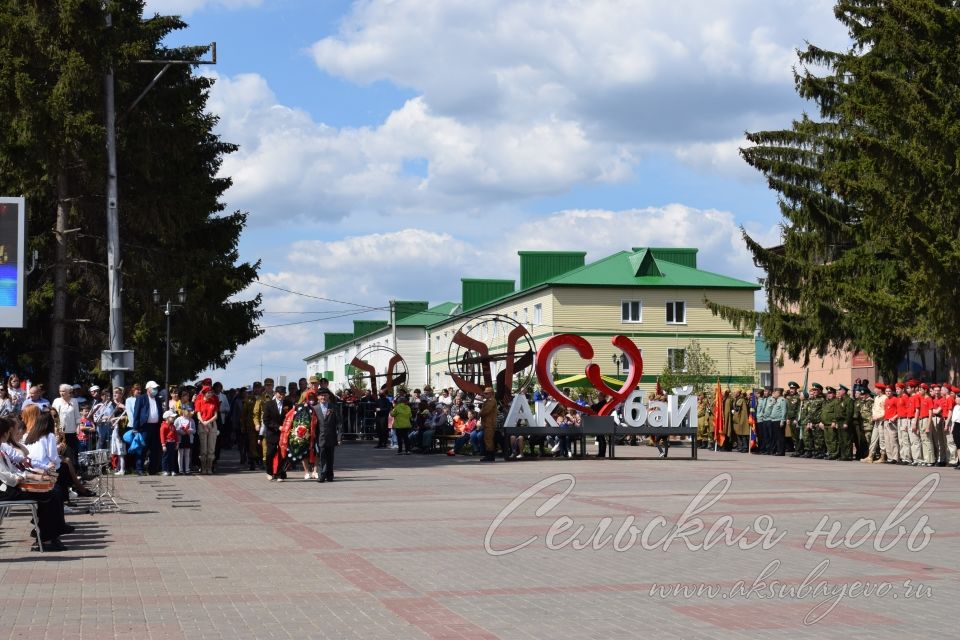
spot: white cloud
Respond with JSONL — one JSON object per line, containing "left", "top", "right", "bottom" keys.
{"left": 673, "top": 138, "right": 757, "bottom": 180}
{"left": 311, "top": 0, "right": 848, "bottom": 141}
{"left": 208, "top": 73, "right": 632, "bottom": 222}
{"left": 144, "top": 0, "right": 262, "bottom": 15}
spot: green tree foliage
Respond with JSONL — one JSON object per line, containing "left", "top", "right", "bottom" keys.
{"left": 0, "top": 1, "right": 261, "bottom": 385}
{"left": 659, "top": 340, "right": 720, "bottom": 395}
{"left": 708, "top": 0, "right": 960, "bottom": 380}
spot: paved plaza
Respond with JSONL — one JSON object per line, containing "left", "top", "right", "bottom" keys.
{"left": 1, "top": 442, "right": 958, "bottom": 639}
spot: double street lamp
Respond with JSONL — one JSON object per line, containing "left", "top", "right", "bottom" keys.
{"left": 612, "top": 353, "right": 627, "bottom": 377}
{"left": 153, "top": 287, "right": 186, "bottom": 403}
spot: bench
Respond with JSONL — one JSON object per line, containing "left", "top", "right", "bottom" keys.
{"left": 0, "top": 500, "right": 44, "bottom": 552}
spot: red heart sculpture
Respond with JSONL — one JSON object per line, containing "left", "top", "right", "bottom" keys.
{"left": 535, "top": 334, "right": 643, "bottom": 416}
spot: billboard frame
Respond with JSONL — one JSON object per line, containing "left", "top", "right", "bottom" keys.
{"left": 0, "top": 196, "right": 25, "bottom": 329}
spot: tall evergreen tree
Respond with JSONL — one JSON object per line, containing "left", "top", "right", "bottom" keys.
{"left": 0, "top": 1, "right": 261, "bottom": 387}
{"left": 709, "top": 0, "right": 960, "bottom": 380}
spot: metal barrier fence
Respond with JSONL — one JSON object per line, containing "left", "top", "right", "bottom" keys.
{"left": 336, "top": 402, "right": 377, "bottom": 440}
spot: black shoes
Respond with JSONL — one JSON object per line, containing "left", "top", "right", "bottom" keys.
{"left": 33, "top": 538, "right": 66, "bottom": 552}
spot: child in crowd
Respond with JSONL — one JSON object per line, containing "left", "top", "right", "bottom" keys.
{"left": 175, "top": 404, "right": 196, "bottom": 475}
{"left": 76, "top": 405, "right": 95, "bottom": 455}
{"left": 160, "top": 410, "right": 179, "bottom": 476}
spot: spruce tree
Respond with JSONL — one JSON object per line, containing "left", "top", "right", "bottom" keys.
{"left": 709, "top": 0, "right": 960, "bottom": 380}
{"left": 0, "top": 1, "right": 261, "bottom": 386}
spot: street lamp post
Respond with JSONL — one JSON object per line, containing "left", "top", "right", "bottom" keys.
{"left": 611, "top": 354, "right": 628, "bottom": 378}
{"left": 153, "top": 288, "right": 186, "bottom": 403}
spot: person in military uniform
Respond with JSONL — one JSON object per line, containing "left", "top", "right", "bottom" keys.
{"left": 768, "top": 387, "right": 787, "bottom": 456}
{"left": 252, "top": 378, "right": 275, "bottom": 463}
{"left": 836, "top": 384, "right": 855, "bottom": 461}
{"left": 755, "top": 387, "right": 770, "bottom": 454}
{"left": 784, "top": 382, "right": 802, "bottom": 455}
{"left": 696, "top": 392, "right": 713, "bottom": 449}
{"left": 723, "top": 389, "right": 735, "bottom": 451}
{"left": 783, "top": 382, "right": 803, "bottom": 458}
{"left": 732, "top": 389, "right": 750, "bottom": 452}
{"left": 242, "top": 381, "right": 262, "bottom": 470}
{"left": 820, "top": 386, "right": 840, "bottom": 459}
{"left": 803, "top": 383, "right": 825, "bottom": 458}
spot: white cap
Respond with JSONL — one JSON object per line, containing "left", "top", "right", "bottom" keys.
{"left": 163, "top": 410, "right": 178, "bottom": 420}
{"left": 145, "top": 381, "right": 159, "bottom": 390}
{"left": 89, "top": 385, "right": 100, "bottom": 394}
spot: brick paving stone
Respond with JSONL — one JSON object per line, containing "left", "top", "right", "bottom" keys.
{"left": 1, "top": 442, "right": 957, "bottom": 638}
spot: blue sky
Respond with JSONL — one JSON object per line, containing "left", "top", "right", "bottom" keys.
{"left": 147, "top": 0, "right": 851, "bottom": 387}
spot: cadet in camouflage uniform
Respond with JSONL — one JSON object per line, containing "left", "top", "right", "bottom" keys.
{"left": 802, "top": 383, "right": 825, "bottom": 458}
{"left": 837, "top": 384, "right": 855, "bottom": 461}
{"left": 784, "top": 382, "right": 801, "bottom": 455}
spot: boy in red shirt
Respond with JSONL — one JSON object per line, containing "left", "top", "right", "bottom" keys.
{"left": 160, "top": 410, "right": 179, "bottom": 476}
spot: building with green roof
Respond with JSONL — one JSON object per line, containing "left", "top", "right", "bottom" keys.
{"left": 303, "top": 247, "right": 760, "bottom": 393}
{"left": 426, "top": 247, "right": 760, "bottom": 391}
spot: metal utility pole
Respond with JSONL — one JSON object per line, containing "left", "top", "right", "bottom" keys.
{"left": 105, "top": 51, "right": 123, "bottom": 392}
{"left": 101, "top": 9, "right": 215, "bottom": 389}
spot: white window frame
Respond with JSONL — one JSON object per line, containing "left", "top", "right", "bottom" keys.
{"left": 667, "top": 348, "right": 687, "bottom": 372}
{"left": 523, "top": 307, "right": 529, "bottom": 324}
{"left": 533, "top": 303, "right": 542, "bottom": 326}
{"left": 666, "top": 300, "right": 686, "bottom": 325}
{"left": 621, "top": 300, "right": 642, "bottom": 323}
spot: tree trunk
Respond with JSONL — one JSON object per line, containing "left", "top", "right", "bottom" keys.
{"left": 48, "top": 169, "right": 69, "bottom": 394}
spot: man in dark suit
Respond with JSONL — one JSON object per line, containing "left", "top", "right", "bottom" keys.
{"left": 314, "top": 388, "right": 339, "bottom": 482}
{"left": 374, "top": 385, "right": 392, "bottom": 448}
{"left": 262, "top": 386, "right": 289, "bottom": 481}
{"left": 132, "top": 380, "right": 165, "bottom": 475}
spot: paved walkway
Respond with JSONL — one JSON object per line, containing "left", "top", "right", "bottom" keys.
{"left": 1, "top": 442, "right": 957, "bottom": 639}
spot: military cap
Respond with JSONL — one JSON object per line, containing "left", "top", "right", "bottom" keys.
{"left": 838, "top": 384, "right": 848, "bottom": 392}
{"left": 788, "top": 381, "right": 799, "bottom": 389}
{"left": 825, "top": 386, "right": 836, "bottom": 393}
{"left": 920, "top": 383, "right": 929, "bottom": 390}
{"left": 875, "top": 382, "right": 887, "bottom": 390}
{"left": 811, "top": 383, "right": 823, "bottom": 391}
{"left": 895, "top": 382, "right": 906, "bottom": 389}
{"left": 951, "top": 386, "right": 960, "bottom": 394}
{"left": 908, "top": 379, "right": 920, "bottom": 387}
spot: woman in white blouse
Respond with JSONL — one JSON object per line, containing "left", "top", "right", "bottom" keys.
{"left": 23, "top": 411, "right": 92, "bottom": 497}
{"left": 51, "top": 384, "right": 80, "bottom": 465}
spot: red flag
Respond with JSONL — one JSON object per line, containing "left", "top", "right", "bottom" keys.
{"left": 712, "top": 378, "right": 725, "bottom": 447}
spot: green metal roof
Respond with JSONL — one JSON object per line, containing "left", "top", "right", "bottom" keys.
{"left": 461, "top": 279, "right": 515, "bottom": 311}
{"left": 396, "top": 301, "right": 459, "bottom": 327}
{"left": 548, "top": 249, "right": 760, "bottom": 289}
{"left": 394, "top": 300, "right": 429, "bottom": 321}
{"left": 518, "top": 251, "right": 586, "bottom": 289}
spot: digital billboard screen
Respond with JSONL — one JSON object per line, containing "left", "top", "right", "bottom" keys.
{"left": 0, "top": 197, "right": 26, "bottom": 328}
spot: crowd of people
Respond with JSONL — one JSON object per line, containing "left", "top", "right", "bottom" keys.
{"left": 6, "top": 368, "right": 956, "bottom": 552}
{"left": 694, "top": 379, "right": 960, "bottom": 468}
